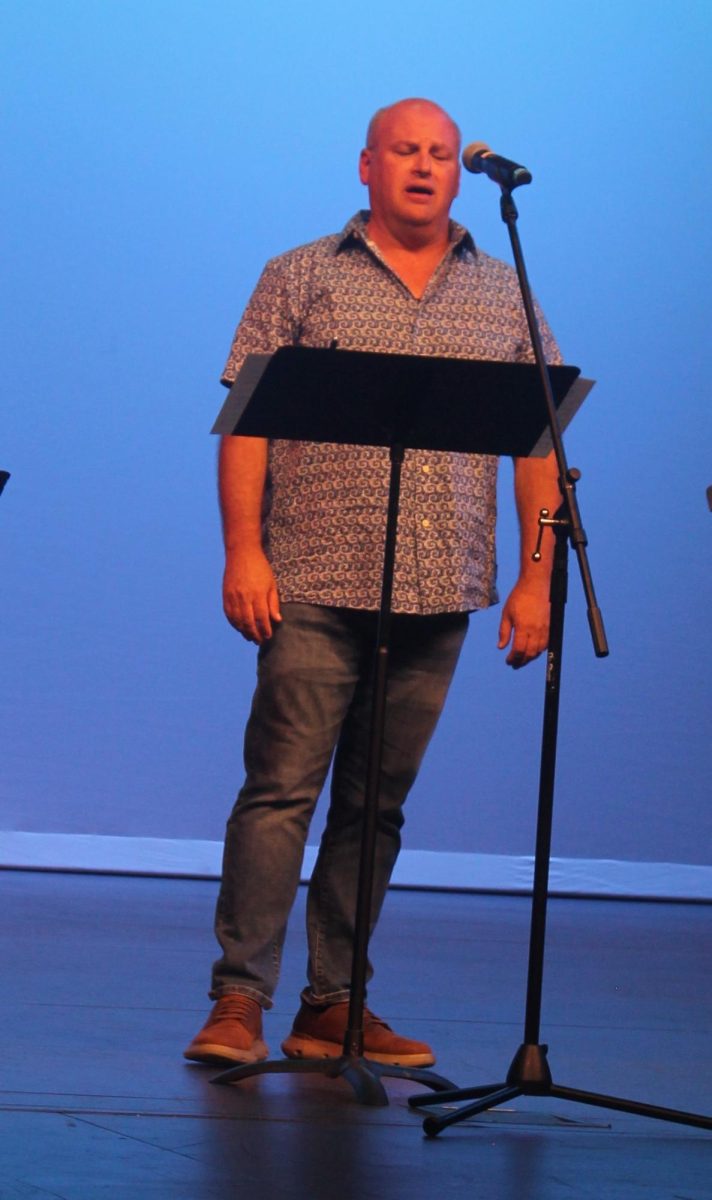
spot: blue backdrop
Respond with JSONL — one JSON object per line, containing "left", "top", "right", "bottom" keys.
{"left": 2, "top": 1, "right": 710, "bottom": 869}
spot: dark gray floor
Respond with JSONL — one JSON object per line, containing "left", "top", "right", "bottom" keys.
{"left": 1, "top": 870, "right": 710, "bottom": 1199}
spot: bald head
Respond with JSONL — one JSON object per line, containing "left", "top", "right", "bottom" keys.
{"left": 359, "top": 97, "right": 461, "bottom": 251}
{"left": 365, "top": 98, "right": 461, "bottom": 154}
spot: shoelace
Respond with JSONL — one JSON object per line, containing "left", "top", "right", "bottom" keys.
{"left": 362, "top": 1008, "right": 391, "bottom": 1031}
{"left": 213, "top": 996, "right": 257, "bottom": 1023}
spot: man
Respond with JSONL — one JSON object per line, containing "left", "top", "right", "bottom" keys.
{"left": 185, "top": 98, "right": 561, "bottom": 1068}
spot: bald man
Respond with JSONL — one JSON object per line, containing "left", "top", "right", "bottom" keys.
{"left": 185, "top": 99, "right": 561, "bottom": 1068}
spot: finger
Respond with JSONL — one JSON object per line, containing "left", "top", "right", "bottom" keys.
{"left": 268, "top": 586, "right": 282, "bottom": 625}
{"left": 497, "top": 612, "right": 512, "bottom": 651}
{"left": 223, "top": 594, "right": 243, "bottom": 632}
{"left": 224, "top": 592, "right": 260, "bottom": 643}
{"left": 253, "top": 610, "right": 273, "bottom": 643}
{"left": 506, "top": 630, "right": 533, "bottom": 668}
{"left": 253, "top": 592, "right": 280, "bottom": 643}
{"left": 507, "top": 637, "right": 546, "bottom": 669}
{"left": 522, "top": 627, "right": 549, "bottom": 663}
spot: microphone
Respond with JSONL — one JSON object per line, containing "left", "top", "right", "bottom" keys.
{"left": 461, "top": 142, "right": 532, "bottom": 189}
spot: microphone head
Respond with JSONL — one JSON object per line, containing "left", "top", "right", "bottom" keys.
{"left": 461, "top": 142, "right": 491, "bottom": 173}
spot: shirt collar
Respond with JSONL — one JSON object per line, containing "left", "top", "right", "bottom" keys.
{"left": 336, "top": 210, "right": 477, "bottom": 259}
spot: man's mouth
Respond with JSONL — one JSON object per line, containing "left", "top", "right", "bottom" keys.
{"left": 406, "top": 185, "right": 434, "bottom": 196}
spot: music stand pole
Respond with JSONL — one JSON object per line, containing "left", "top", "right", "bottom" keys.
{"left": 409, "top": 187, "right": 712, "bottom": 1135}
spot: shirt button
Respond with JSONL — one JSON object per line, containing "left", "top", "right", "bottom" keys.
{"left": 421, "top": 464, "right": 431, "bottom": 474}
{"left": 421, "top": 518, "right": 431, "bottom": 529}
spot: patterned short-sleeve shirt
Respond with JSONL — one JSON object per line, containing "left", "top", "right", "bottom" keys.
{"left": 221, "top": 211, "right": 561, "bottom": 615}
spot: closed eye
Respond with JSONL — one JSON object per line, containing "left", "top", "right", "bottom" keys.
{"left": 391, "top": 141, "right": 455, "bottom": 161}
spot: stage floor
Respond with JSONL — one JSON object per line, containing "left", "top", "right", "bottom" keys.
{"left": 1, "top": 870, "right": 710, "bottom": 1198}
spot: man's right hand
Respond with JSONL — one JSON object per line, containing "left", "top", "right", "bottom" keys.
{"left": 222, "top": 548, "right": 282, "bottom": 644}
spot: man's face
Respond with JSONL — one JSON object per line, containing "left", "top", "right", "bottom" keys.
{"left": 359, "top": 102, "right": 460, "bottom": 240}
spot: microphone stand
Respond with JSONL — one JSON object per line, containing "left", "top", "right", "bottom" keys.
{"left": 409, "top": 184, "right": 712, "bottom": 1136}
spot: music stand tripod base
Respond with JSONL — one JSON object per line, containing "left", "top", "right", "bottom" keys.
{"left": 212, "top": 1054, "right": 458, "bottom": 1108}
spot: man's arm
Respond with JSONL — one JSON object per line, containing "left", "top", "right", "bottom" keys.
{"left": 218, "top": 434, "right": 281, "bottom": 644}
{"left": 498, "top": 450, "right": 561, "bottom": 669}
{"left": 217, "top": 255, "right": 295, "bottom": 644}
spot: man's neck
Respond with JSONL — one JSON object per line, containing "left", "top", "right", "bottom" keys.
{"left": 364, "top": 215, "right": 452, "bottom": 299}
{"left": 365, "top": 213, "right": 451, "bottom": 258}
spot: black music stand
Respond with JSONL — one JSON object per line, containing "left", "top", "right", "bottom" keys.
{"left": 210, "top": 347, "right": 587, "bottom": 1106}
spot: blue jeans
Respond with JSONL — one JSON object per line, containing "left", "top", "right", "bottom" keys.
{"left": 211, "top": 602, "right": 468, "bottom": 1008}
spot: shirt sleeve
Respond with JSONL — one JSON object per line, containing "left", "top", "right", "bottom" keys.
{"left": 532, "top": 296, "right": 563, "bottom": 367}
{"left": 511, "top": 290, "right": 562, "bottom": 367}
{"left": 220, "top": 257, "right": 296, "bottom": 387}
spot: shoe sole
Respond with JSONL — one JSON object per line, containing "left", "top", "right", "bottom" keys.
{"left": 183, "top": 1038, "right": 269, "bottom": 1065}
{"left": 280, "top": 1034, "right": 435, "bottom": 1067}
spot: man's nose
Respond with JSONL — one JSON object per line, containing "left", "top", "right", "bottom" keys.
{"left": 412, "top": 151, "right": 432, "bottom": 173}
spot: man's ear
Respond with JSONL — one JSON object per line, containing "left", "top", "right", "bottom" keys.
{"left": 358, "top": 148, "right": 371, "bottom": 185}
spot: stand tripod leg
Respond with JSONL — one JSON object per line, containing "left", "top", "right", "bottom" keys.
{"left": 422, "top": 1086, "right": 523, "bottom": 1137}
{"left": 548, "top": 1085, "right": 712, "bottom": 1132}
{"left": 410, "top": 1081, "right": 509, "bottom": 1106}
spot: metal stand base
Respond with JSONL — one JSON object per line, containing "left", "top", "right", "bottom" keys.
{"left": 409, "top": 1042, "right": 712, "bottom": 1135}
{"left": 213, "top": 1055, "right": 457, "bottom": 1107}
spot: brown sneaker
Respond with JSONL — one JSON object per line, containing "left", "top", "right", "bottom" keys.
{"left": 281, "top": 1001, "right": 435, "bottom": 1066}
{"left": 183, "top": 995, "right": 268, "bottom": 1065}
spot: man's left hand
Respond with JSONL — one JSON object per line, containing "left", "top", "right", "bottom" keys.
{"left": 498, "top": 580, "right": 551, "bottom": 669}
